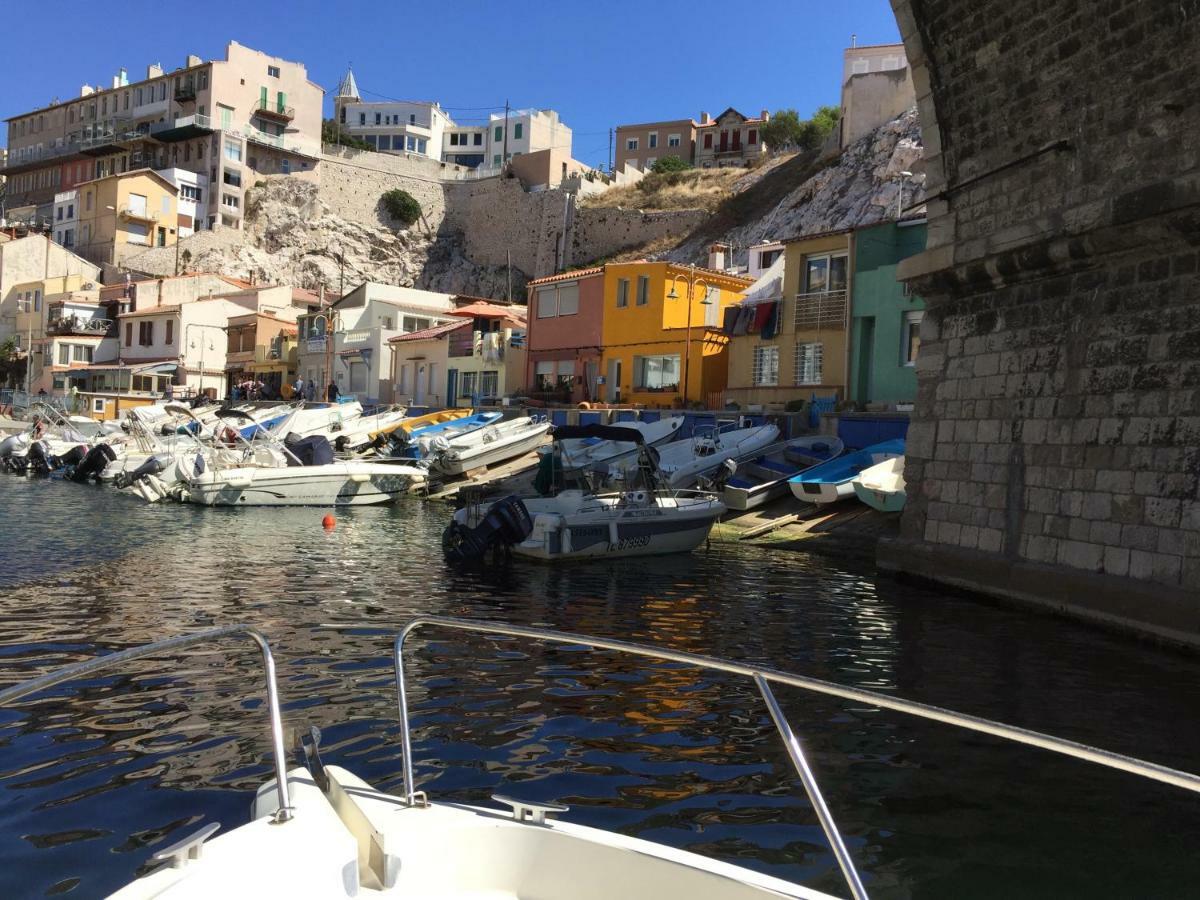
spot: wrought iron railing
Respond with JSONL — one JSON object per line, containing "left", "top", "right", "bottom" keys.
{"left": 793, "top": 289, "right": 847, "bottom": 330}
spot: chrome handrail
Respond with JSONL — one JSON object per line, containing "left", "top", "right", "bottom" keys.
{"left": 0, "top": 625, "right": 294, "bottom": 823}
{"left": 394, "top": 616, "right": 1200, "bottom": 900}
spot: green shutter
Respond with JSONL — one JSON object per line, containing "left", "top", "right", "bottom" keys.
{"left": 277, "top": 91, "right": 286, "bottom": 113}
{"left": 259, "top": 86, "right": 267, "bottom": 110}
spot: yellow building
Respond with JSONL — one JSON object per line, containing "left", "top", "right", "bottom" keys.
{"left": 598, "top": 261, "right": 752, "bottom": 408}
{"left": 75, "top": 169, "right": 180, "bottom": 267}
{"left": 725, "top": 229, "right": 853, "bottom": 409}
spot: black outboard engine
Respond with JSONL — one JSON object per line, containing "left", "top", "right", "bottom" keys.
{"left": 442, "top": 495, "right": 534, "bottom": 565}
{"left": 26, "top": 440, "right": 60, "bottom": 477}
{"left": 113, "top": 454, "right": 166, "bottom": 489}
{"left": 67, "top": 444, "right": 118, "bottom": 483}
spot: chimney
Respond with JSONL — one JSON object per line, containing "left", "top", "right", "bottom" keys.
{"left": 699, "top": 111, "right": 710, "bottom": 125}
{"left": 186, "top": 54, "right": 201, "bottom": 68}
{"left": 708, "top": 242, "right": 730, "bottom": 272}
{"left": 147, "top": 62, "right": 163, "bottom": 80}
{"left": 760, "top": 109, "right": 770, "bottom": 122}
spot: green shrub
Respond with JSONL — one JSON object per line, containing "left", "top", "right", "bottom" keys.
{"left": 650, "top": 155, "right": 690, "bottom": 174}
{"left": 381, "top": 189, "right": 422, "bottom": 227}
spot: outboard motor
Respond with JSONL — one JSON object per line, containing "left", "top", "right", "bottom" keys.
{"left": 0, "top": 433, "right": 24, "bottom": 459}
{"left": 26, "top": 440, "right": 60, "bottom": 477}
{"left": 442, "top": 495, "right": 534, "bottom": 566}
{"left": 67, "top": 444, "right": 118, "bottom": 483}
{"left": 113, "top": 454, "right": 167, "bottom": 489}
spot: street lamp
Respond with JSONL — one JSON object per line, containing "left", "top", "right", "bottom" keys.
{"left": 309, "top": 308, "right": 342, "bottom": 402}
{"left": 666, "top": 265, "right": 713, "bottom": 408}
{"left": 184, "top": 322, "right": 224, "bottom": 401}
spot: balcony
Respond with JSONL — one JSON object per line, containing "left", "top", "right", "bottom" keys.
{"left": 174, "top": 83, "right": 197, "bottom": 103}
{"left": 118, "top": 205, "right": 158, "bottom": 224}
{"left": 793, "top": 289, "right": 848, "bottom": 331}
{"left": 48, "top": 316, "right": 113, "bottom": 336}
{"left": 151, "top": 114, "right": 213, "bottom": 143}
{"left": 0, "top": 141, "right": 85, "bottom": 175}
{"left": 305, "top": 336, "right": 328, "bottom": 352}
{"left": 253, "top": 100, "right": 295, "bottom": 123}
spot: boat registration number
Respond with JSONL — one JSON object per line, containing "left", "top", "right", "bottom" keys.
{"left": 609, "top": 536, "right": 651, "bottom": 552}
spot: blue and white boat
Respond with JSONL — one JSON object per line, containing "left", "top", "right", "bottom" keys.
{"left": 723, "top": 435, "right": 845, "bottom": 511}
{"left": 788, "top": 438, "right": 905, "bottom": 505}
{"left": 398, "top": 411, "right": 504, "bottom": 459}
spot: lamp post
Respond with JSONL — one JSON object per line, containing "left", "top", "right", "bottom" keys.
{"left": 310, "top": 308, "right": 342, "bottom": 401}
{"left": 666, "top": 265, "right": 713, "bottom": 408}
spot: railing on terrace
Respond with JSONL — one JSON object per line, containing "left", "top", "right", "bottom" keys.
{"left": 341, "top": 329, "right": 371, "bottom": 343}
{"left": 793, "top": 289, "right": 848, "bottom": 330}
{"left": 254, "top": 100, "right": 295, "bottom": 121}
{"left": 150, "top": 114, "right": 212, "bottom": 135}
{"left": 47, "top": 316, "right": 112, "bottom": 336}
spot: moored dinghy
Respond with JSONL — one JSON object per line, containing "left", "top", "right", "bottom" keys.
{"left": 789, "top": 438, "right": 905, "bottom": 505}
{"left": 722, "top": 436, "right": 845, "bottom": 511}
{"left": 852, "top": 455, "right": 907, "bottom": 512}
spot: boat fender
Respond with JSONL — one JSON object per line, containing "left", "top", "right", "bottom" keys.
{"left": 608, "top": 519, "right": 620, "bottom": 546}
{"left": 349, "top": 472, "right": 370, "bottom": 483}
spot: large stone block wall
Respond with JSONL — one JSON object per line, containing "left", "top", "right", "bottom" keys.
{"left": 571, "top": 207, "right": 708, "bottom": 269}
{"left": 885, "top": 0, "right": 1200, "bottom": 639}
{"left": 317, "top": 152, "right": 450, "bottom": 235}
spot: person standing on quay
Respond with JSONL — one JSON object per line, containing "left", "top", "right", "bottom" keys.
{"left": 327, "top": 381, "right": 338, "bottom": 403}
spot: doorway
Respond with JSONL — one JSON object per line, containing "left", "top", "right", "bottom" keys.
{"left": 855, "top": 317, "right": 875, "bottom": 404}
{"left": 447, "top": 369, "right": 459, "bottom": 408}
{"left": 606, "top": 358, "right": 621, "bottom": 404}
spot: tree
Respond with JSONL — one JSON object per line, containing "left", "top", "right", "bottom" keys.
{"left": 761, "top": 105, "right": 842, "bottom": 152}
{"left": 381, "top": 189, "right": 422, "bottom": 227}
{"left": 322, "top": 118, "right": 374, "bottom": 152}
{"left": 650, "top": 155, "right": 690, "bottom": 174}
{"left": 0, "top": 337, "right": 26, "bottom": 388}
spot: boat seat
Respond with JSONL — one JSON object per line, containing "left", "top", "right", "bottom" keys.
{"left": 726, "top": 477, "right": 755, "bottom": 489}
{"left": 755, "top": 459, "right": 796, "bottom": 474}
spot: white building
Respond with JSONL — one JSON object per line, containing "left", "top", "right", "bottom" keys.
{"left": 296, "top": 283, "right": 459, "bottom": 403}
{"left": 483, "top": 108, "right": 572, "bottom": 169}
{"left": 52, "top": 190, "right": 79, "bottom": 249}
{"left": 332, "top": 68, "right": 451, "bottom": 160}
{"left": 155, "top": 167, "right": 209, "bottom": 237}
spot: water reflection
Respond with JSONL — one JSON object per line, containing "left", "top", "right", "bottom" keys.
{"left": 0, "top": 477, "right": 1198, "bottom": 898}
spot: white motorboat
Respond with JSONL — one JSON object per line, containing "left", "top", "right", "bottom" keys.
{"left": 446, "top": 425, "right": 725, "bottom": 562}
{"left": 428, "top": 416, "right": 552, "bottom": 476}
{"left": 187, "top": 458, "right": 423, "bottom": 506}
{"left": 330, "top": 405, "right": 409, "bottom": 451}
{"left": 251, "top": 400, "right": 365, "bottom": 442}
{"left": 641, "top": 423, "right": 780, "bottom": 488}
{"left": 852, "top": 455, "right": 907, "bottom": 512}
{"left": 543, "top": 415, "right": 685, "bottom": 469}
{"left": 723, "top": 436, "right": 845, "bottom": 511}
{"left": 5, "top": 618, "right": 1197, "bottom": 900}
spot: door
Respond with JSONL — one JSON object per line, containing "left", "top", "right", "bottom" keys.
{"left": 732, "top": 129, "right": 741, "bottom": 151}
{"left": 415, "top": 365, "right": 426, "bottom": 405}
{"left": 584, "top": 360, "right": 598, "bottom": 401}
{"left": 446, "top": 369, "right": 459, "bottom": 408}
{"left": 719, "top": 130, "right": 728, "bottom": 152}
{"left": 607, "top": 358, "right": 621, "bottom": 404}
{"left": 855, "top": 317, "right": 875, "bottom": 403}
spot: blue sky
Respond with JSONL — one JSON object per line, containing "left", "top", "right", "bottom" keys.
{"left": 1, "top": 0, "right": 900, "bottom": 168}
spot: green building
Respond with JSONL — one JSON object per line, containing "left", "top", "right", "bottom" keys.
{"left": 849, "top": 218, "right": 926, "bottom": 406}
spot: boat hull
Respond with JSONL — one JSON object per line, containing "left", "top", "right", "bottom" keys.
{"left": 430, "top": 422, "right": 551, "bottom": 475}
{"left": 852, "top": 480, "right": 907, "bottom": 512}
{"left": 187, "top": 465, "right": 419, "bottom": 506}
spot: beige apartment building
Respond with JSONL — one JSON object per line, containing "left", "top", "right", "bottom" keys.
{"left": 839, "top": 43, "right": 915, "bottom": 148}
{"left": 1, "top": 41, "right": 323, "bottom": 230}
{"left": 695, "top": 108, "right": 769, "bottom": 168}
{"left": 74, "top": 169, "right": 180, "bottom": 266}
{"left": 614, "top": 118, "right": 697, "bottom": 173}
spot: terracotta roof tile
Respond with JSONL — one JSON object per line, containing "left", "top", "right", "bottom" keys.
{"left": 388, "top": 319, "right": 471, "bottom": 343}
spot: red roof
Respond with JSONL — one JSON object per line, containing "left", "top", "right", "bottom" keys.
{"left": 388, "top": 319, "right": 470, "bottom": 343}
{"left": 526, "top": 266, "right": 603, "bottom": 287}
{"left": 449, "top": 300, "right": 526, "bottom": 323}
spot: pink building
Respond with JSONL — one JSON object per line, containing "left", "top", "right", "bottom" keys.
{"left": 524, "top": 266, "right": 605, "bottom": 404}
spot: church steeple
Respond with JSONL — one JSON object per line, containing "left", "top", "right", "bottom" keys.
{"left": 333, "top": 64, "right": 360, "bottom": 125}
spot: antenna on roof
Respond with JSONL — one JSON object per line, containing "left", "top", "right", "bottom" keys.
{"left": 851, "top": 33, "right": 857, "bottom": 48}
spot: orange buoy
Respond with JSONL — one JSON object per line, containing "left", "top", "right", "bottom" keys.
{"left": 322, "top": 514, "right": 336, "bottom": 530}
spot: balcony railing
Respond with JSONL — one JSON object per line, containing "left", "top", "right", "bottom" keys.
{"left": 342, "top": 329, "right": 371, "bottom": 344}
{"left": 793, "top": 289, "right": 848, "bottom": 331}
{"left": 174, "top": 84, "right": 197, "bottom": 102}
{"left": 119, "top": 205, "right": 157, "bottom": 224}
{"left": 254, "top": 100, "right": 295, "bottom": 122}
{"left": 47, "top": 316, "right": 113, "bottom": 336}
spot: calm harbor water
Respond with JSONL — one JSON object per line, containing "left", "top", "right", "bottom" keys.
{"left": 0, "top": 475, "right": 1198, "bottom": 898}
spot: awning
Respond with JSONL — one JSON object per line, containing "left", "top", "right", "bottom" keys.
{"left": 138, "top": 363, "right": 180, "bottom": 375}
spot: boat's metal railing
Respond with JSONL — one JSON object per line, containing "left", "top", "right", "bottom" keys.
{"left": 0, "top": 625, "right": 294, "bottom": 824}
{"left": 394, "top": 615, "right": 1200, "bottom": 900}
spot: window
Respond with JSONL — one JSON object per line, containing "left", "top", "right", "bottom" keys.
{"left": 181, "top": 184, "right": 201, "bottom": 202}
{"left": 375, "top": 112, "right": 381, "bottom": 125}
{"left": 460, "top": 370, "right": 478, "bottom": 397}
{"left": 161, "top": 195, "right": 172, "bottom": 215}
{"left": 795, "top": 342, "right": 824, "bottom": 384}
{"left": 493, "top": 154, "right": 501, "bottom": 166}
{"left": 628, "top": 158, "right": 638, "bottom": 170}
{"left": 648, "top": 132, "right": 657, "bottom": 148}
{"left": 402, "top": 316, "right": 432, "bottom": 332}
{"left": 159, "top": 82, "right": 167, "bottom": 101}
{"left": 268, "top": 65, "right": 280, "bottom": 78}
{"left": 218, "top": 104, "right": 233, "bottom": 130}
{"left": 409, "top": 113, "right": 416, "bottom": 124}
{"left": 804, "top": 253, "right": 848, "bottom": 293}
{"left": 223, "top": 169, "right": 241, "bottom": 187}
{"left": 138, "top": 321, "right": 154, "bottom": 346}
{"left": 222, "top": 193, "right": 240, "bottom": 209}
{"left": 534, "top": 360, "right": 556, "bottom": 391}
{"left": 668, "top": 133, "right": 681, "bottom": 147}
{"left": 473, "top": 132, "right": 482, "bottom": 146}
{"left": 480, "top": 370, "right": 498, "bottom": 397}
{"left": 494, "top": 125, "right": 503, "bottom": 142}
{"left": 125, "top": 322, "right": 133, "bottom": 346}
{"left": 636, "top": 275, "right": 649, "bottom": 306}
{"left": 703, "top": 133, "right": 713, "bottom": 149}
{"left": 407, "top": 135, "right": 417, "bottom": 152}
{"left": 165, "top": 320, "right": 174, "bottom": 345}
{"left": 634, "top": 354, "right": 681, "bottom": 391}
{"left": 759, "top": 248, "right": 782, "bottom": 269}
{"left": 73, "top": 344, "right": 93, "bottom": 363}
{"left": 92, "top": 398, "right": 105, "bottom": 414}
{"left": 86, "top": 191, "right": 93, "bottom": 211}
{"left": 348, "top": 362, "right": 367, "bottom": 394}
{"left": 535, "top": 281, "right": 578, "bottom": 318}
{"left": 34, "top": 290, "right": 41, "bottom": 311}
{"left": 514, "top": 122, "right": 523, "bottom": 139}
{"left": 536, "top": 285, "right": 558, "bottom": 318}
{"left": 417, "top": 138, "right": 427, "bottom": 154}
{"left": 753, "top": 345, "right": 779, "bottom": 386}
{"left": 58, "top": 344, "right": 70, "bottom": 365}
{"left": 223, "top": 139, "right": 242, "bottom": 162}
{"left": 450, "top": 133, "right": 459, "bottom": 146}
{"left": 57, "top": 207, "right": 63, "bottom": 221}
{"left": 902, "top": 310, "right": 923, "bottom": 366}
{"left": 748, "top": 129, "right": 758, "bottom": 145}
{"left": 625, "top": 138, "right": 638, "bottom": 151}
{"left": 616, "top": 278, "right": 629, "bottom": 308}
{"left": 359, "top": 112, "right": 366, "bottom": 125}
{"left": 645, "top": 157, "right": 656, "bottom": 168}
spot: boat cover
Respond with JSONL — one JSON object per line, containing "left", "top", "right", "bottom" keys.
{"left": 284, "top": 433, "right": 335, "bottom": 467}
{"left": 551, "top": 424, "right": 646, "bottom": 445}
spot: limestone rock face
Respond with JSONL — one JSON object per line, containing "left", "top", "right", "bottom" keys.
{"left": 668, "top": 107, "right": 926, "bottom": 263}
